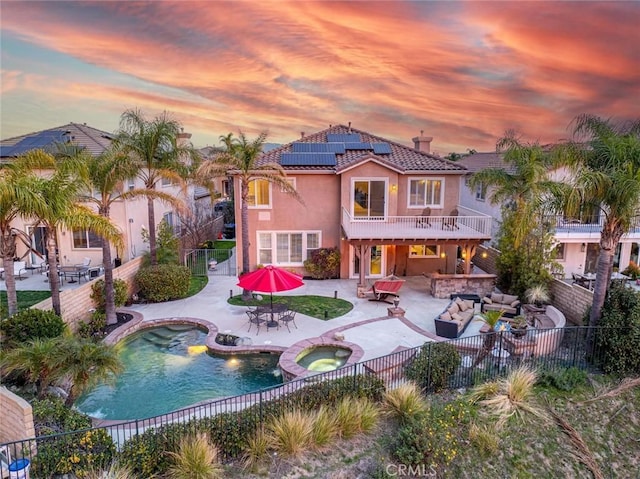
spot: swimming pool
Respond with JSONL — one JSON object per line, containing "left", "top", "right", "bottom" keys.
{"left": 75, "top": 325, "right": 282, "bottom": 420}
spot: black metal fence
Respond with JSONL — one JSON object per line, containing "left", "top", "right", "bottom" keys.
{"left": 0, "top": 326, "right": 615, "bottom": 477}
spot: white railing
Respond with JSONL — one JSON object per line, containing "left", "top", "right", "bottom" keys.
{"left": 341, "top": 207, "right": 492, "bottom": 240}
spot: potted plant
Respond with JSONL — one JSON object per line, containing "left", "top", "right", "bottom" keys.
{"left": 510, "top": 315, "right": 528, "bottom": 338}
{"left": 622, "top": 261, "right": 640, "bottom": 283}
{"left": 525, "top": 284, "right": 550, "bottom": 308}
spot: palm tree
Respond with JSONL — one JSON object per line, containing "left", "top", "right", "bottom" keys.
{"left": 60, "top": 143, "right": 174, "bottom": 325}
{"left": 54, "top": 336, "right": 123, "bottom": 407}
{"left": 0, "top": 151, "right": 51, "bottom": 315}
{"left": 196, "top": 132, "right": 302, "bottom": 299}
{"left": 469, "top": 132, "right": 556, "bottom": 248}
{"left": 114, "top": 109, "right": 199, "bottom": 265}
{"left": 27, "top": 151, "right": 124, "bottom": 315}
{"left": 554, "top": 114, "right": 640, "bottom": 329}
{"left": 1, "top": 337, "right": 64, "bottom": 398}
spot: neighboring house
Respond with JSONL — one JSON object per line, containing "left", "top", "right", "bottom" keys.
{"left": 0, "top": 123, "right": 196, "bottom": 270}
{"left": 194, "top": 146, "right": 232, "bottom": 205}
{"left": 231, "top": 124, "right": 492, "bottom": 284}
{"left": 457, "top": 153, "right": 640, "bottom": 278}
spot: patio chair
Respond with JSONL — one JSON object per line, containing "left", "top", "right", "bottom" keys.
{"left": 442, "top": 208, "right": 459, "bottom": 230}
{"left": 365, "top": 275, "right": 405, "bottom": 303}
{"left": 246, "top": 310, "right": 265, "bottom": 335}
{"left": 415, "top": 207, "right": 431, "bottom": 228}
{"left": 279, "top": 310, "right": 298, "bottom": 332}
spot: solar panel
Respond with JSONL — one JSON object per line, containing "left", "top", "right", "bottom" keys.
{"left": 291, "top": 142, "right": 345, "bottom": 153}
{"left": 344, "top": 142, "right": 373, "bottom": 150}
{"left": 372, "top": 143, "right": 392, "bottom": 154}
{"left": 327, "top": 133, "right": 361, "bottom": 143}
{"left": 0, "top": 130, "right": 68, "bottom": 157}
{"left": 281, "top": 153, "right": 337, "bottom": 166}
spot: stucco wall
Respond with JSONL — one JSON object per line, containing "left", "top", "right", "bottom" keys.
{"left": 0, "top": 387, "right": 35, "bottom": 446}
{"left": 32, "top": 257, "right": 143, "bottom": 332}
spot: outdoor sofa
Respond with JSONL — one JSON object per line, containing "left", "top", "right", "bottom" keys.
{"left": 481, "top": 292, "right": 521, "bottom": 318}
{"left": 435, "top": 296, "right": 476, "bottom": 339}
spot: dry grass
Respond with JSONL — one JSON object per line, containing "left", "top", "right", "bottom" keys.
{"left": 311, "top": 405, "right": 339, "bottom": 450}
{"left": 83, "top": 462, "right": 136, "bottom": 479}
{"left": 477, "top": 366, "right": 547, "bottom": 426}
{"left": 242, "top": 427, "right": 271, "bottom": 472}
{"left": 468, "top": 380, "right": 500, "bottom": 404}
{"left": 266, "top": 409, "right": 314, "bottom": 458}
{"left": 166, "top": 433, "right": 224, "bottom": 479}
{"left": 468, "top": 423, "right": 500, "bottom": 458}
{"left": 382, "top": 382, "right": 429, "bottom": 423}
{"left": 355, "top": 397, "right": 381, "bottom": 434}
{"left": 549, "top": 407, "right": 604, "bottom": 479}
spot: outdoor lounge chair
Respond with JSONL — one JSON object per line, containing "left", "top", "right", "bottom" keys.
{"left": 442, "top": 208, "right": 459, "bottom": 230}
{"left": 365, "top": 275, "right": 405, "bottom": 303}
{"left": 415, "top": 207, "right": 432, "bottom": 228}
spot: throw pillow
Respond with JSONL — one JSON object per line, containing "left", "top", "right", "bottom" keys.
{"left": 503, "top": 294, "right": 519, "bottom": 304}
{"left": 510, "top": 300, "right": 520, "bottom": 308}
{"left": 482, "top": 297, "right": 493, "bottom": 304}
{"left": 451, "top": 312, "right": 464, "bottom": 321}
{"left": 464, "top": 300, "right": 475, "bottom": 310}
{"left": 455, "top": 298, "right": 468, "bottom": 311}
{"left": 447, "top": 305, "right": 459, "bottom": 316}
{"left": 440, "top": 312, "right": 452, "bottom": 321}
{"left": 491, "top": 293, "right": 503, "bottom": 303}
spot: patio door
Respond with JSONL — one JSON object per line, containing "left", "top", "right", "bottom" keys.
{"left": 352, "top": 179, "right": 386, "bottom": 219}
{"left": 350, "top": 245, "right": 385, "bottom": 278}
{"left": 27, "top": 226, "right": 47, "bottom": 266}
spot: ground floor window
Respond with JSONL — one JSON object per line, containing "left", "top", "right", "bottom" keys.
{"left": 257, "top": 231, "right": 320, "bottom": 266}
{"left": 409, "top": 244, "right": 439, "bottom": 258}
{"left": 73, "top": 229, "right": 101, "bottom": 249}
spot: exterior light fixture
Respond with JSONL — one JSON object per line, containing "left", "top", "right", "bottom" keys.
{"left": 393, "top": 297, "right": 400, "bottom": 309}
{"left": 581, "top": 243, "right": 586, "bottom": 252}
{"left": 481, "top": 251, "right": 488, "bottom": 259}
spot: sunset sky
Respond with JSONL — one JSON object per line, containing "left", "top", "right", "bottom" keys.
{"left": 1, "top": 1, "right": 638, "bottom": 153}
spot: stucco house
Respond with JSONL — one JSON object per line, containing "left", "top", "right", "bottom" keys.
{"left": 230, "top": 124, "right": 492, "bottom": 287}
{"left": 0, "top": 122, "right": 195, "bottom": 271}
{"left": 457, "top": 152, "right": 640, "bottom": 278}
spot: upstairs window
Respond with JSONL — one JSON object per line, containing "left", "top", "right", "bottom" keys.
{"left": 475, "top": 183, "right": 487, "bottom": 201}
{"left": 247, "top": 179, "right": 271, "bottom": 208}
{"left": 408, "top": 178, "right": 443, "bottom": 208}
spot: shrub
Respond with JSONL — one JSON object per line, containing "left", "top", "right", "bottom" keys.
{"left": 77, "top": 311, "right": 107, "bottom": 340}
{"left": 90, "top": 279, "right": 128, "bottom": 312}
{"left": 536, "top": 366, "right": 588, "bottom": 391}
{"left": 335, "top": 397, "right": 362, "bottom": 439}
{"left": 393, "top": 400, "right": 469, "bottom": 471}
{"left": 469, "top": 423, "right": 500, "bottom": 458}
{"left": 405, "top": 342, "right": 461, "bottom": 392}
{"left": 0, "top": 309, "right": 66, "bottom": 346}
{"left": 32, "top": 397, "right": 92, "bottom": 436}
{"left": 622, "top": 261, "right": 640, "bottom": 280}
{"left": 383, "top": 382, "right": 429, "bottom": 424}
{"left": 31, "top": 428, "right": 116, "bottom": 479}
{"left": 303, "top": 247, "right": 341, "bottom": 279}
{"left": 266, "top": 409, "right": 314, "bottom": 457}
{"left": 310, "top": 405, "right": 338, "bottom": 450}
{"left": 166, "top": 433, "right": 224, "bottom": 479}
{"left": 83, "top": 462, "right": 135, "bottom": 479}
{"left": 135, "top": 264, "right": 191, "bottom": 302}
{"left": 594, "top": 283, "right": 640, "bottom": 376}
{"left": 242, "top": 428, "right": 270, "bottom": 472}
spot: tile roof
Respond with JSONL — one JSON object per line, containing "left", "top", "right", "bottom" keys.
{"left": 257, "top": 124, "right": 467, "bottom": 174}
{"left": 455, "top": 152, "right": 517, "bottom": 174}
{"left": 0, "top": 123, "right": 114, "bottom": 158}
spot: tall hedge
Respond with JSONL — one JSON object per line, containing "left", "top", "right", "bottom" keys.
{"left": 595, "top": 283, "right": 640, "bottom": 376}
{"left": 135, "top": 264, "right": 191, "bottom": 302}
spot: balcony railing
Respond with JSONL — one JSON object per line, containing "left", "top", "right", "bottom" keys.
{"left": 546, "top": 215, "right": 640, "bottom": 236}
{"left": 341, "top": 207, "right": 492, "bottom": 241}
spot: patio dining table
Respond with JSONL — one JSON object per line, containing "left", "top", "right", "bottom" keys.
{"left": 256, "top": 303, "right": 288, "bottom": 328}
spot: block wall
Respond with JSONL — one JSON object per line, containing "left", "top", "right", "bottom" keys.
{"left": 549, "top": 279, "right": 592, "bottom": 325}
{"left": 32, "top": 257, "right": 143, "bottom": 332}
{"left": 472, "top": 245, "right": 499, "bottom": 275}
{"left": 0, "top": 387, "right": 35, "bottom": 445}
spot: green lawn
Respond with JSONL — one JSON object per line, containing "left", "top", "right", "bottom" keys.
{"left": 186, "top": 275, "right": 208, "bottom": 297}
{"left": 1, "top": 291, "right": 52, "bottom": 318}
{"left": 228, "top": 293, "right": 353, "bottom": 320}
{"left": 213, "top": 240, "right": 235, "bottom": 250}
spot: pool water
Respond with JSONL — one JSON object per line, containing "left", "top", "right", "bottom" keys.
{"left": 75, "top": 325, "right": 282, "bottom": 420}
{"left": 295, "top": 346, "right": 352, "bottom": 372}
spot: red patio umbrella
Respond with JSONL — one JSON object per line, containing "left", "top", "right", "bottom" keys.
{"left": 237, "top": 265, "right": 304, "bottom": 307}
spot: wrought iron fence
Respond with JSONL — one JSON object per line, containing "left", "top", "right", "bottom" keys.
{"left": 0, "top": 326, "right": 618, "bottom": 476}
{"left": 184, "top": 248, "right": 236, "bottom": 276}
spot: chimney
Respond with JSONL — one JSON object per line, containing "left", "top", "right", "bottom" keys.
{"left": 301, "top": 131, "right": 305, "bottom": 138}
{"left": 176, "top": 129, "right": 192, "bottom": 147}
{"left": 412, "top": 130, "right": 432, "bottom": 153}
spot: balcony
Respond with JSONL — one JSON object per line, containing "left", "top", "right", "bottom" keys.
{"left": 547, "top": 215, "right": 640, "bottom": 240}
{"left": 341, "top": 206, "right": 492, "bottom": 243}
